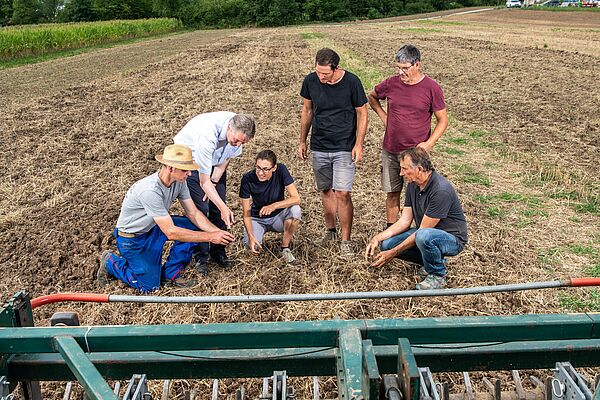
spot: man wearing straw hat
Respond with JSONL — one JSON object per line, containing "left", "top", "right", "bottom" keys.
{"left": 97, "top": 144, "right": 235, "bottom": 292}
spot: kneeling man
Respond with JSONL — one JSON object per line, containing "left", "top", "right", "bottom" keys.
{"left": 240, "top": 150, "right": 301, "bottom": 263}
{"left": 98, "top": 144, "right": 234, "bottom": 292}
{"left": 365, "top": 147, "right": 467, "bottom": 290}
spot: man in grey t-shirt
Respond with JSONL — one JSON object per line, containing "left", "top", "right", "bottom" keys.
{"left": 98, "top": 144, "right": 234, "bottom": 292}
{"left": 365, "top": 147, "right": 467, "bottom": 290}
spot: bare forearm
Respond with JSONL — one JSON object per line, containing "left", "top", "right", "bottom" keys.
{"left": 200, "top": 174, "right": 227, "bottom": 211}
{"left": 300, "top": 109, "right": 312, "bottom": 143}
{"left": 269, "top": 196, "right": 300, "bottom": 211}
{"left": 368, "top": 94, "right": 387, "bottom": 122}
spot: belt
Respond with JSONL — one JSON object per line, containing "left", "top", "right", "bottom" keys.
{"left": 117, "top": 230, "right": 138, "bottom": 238}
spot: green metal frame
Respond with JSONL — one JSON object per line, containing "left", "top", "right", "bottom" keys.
{"left": 2, "top": 291, "right": 600, "bottom": 400}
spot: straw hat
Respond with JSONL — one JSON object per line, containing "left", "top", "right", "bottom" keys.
{"left": 155, "top": 144, "right": 199, "bottom": 171}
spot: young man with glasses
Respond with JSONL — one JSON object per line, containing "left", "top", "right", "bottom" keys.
{"left": 367, "top": 44, "right": 448, "bottom": 227}
{"left": 299, "top": 48, "right": 368, "bottom": 256}
{"left": 240, "top": 150, "right": 301, "bottom": 263}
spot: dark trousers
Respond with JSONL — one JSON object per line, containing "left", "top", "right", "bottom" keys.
{"left": 187, "top": 169, "right": 227, "bottom": 262}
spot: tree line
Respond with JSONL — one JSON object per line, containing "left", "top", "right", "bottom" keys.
{"left": 1, "top": 0, "right": 494, "bottom": 28}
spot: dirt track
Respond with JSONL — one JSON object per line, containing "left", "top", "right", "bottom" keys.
{"left": 0, "top": 8, "right": 599, "bottom": 396}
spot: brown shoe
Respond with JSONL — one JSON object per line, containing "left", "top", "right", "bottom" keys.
{"left": 163, "top": 277, "right": 198, "bottom": 288}
{"left": 97, "top": 251, "right": 114, "bottom": 286}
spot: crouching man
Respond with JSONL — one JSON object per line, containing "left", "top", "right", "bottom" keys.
{"left": 365, "top": 147, "right": 467, "bottom": 290}
{"left": 98, "top": 144, "right": 234, "bottom": 292}
{"left": 240, "top": 150, "right": 301, "bottom": 263}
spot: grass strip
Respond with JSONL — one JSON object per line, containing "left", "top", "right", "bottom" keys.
{"left": 0, "top": 18, "right": 183, "bottom": 62}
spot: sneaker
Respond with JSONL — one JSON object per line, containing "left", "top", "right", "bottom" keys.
{"left": 97, "top": 251, "right": 114, "bottom": 286}
{"left": 417, "top": 267, "right": 428, "bottom": 279}
{"left": 163, "top": 277, "right": 198, "bottom": 288}
{"left": 340, "top": 240, "right": 354, "bottom": 257}
{"left": 211, "top": 253, "right": 232, "bottom": 268}
{"left": 195, "top": 259, "right": 209, "bottom": 276}
{"left": 280, "top": 248, "right": 296, "bottom": 263}
{"left": 416, "top": 274, "right": 446, "bottom": 290}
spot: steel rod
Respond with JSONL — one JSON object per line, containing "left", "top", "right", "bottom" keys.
{"left": 29, "top": 278, "right": 600, "bottom": 309}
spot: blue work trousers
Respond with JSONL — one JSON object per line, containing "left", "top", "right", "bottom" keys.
{"left": 187, "top": 170, "right": 227, "bottom": 262}
{"left": 105, "top": 216, "right": 198, "bottom": 292}
{"left": 380, "top": 228, "right": 463, "bottom": 277}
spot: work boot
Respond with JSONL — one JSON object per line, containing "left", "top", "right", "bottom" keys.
{"left": 97, "top": 250, "right": 114, "bottom": 286}
{"left": 195, "top": 259, "right": 209, "bottom": 276}
{"left": 280, "top": 248, "right": 296, "bottom": 263}
{"left": 211, "top": 253, "right": 231, "bottom": 268}
{"left": 416, "top": 274, "right": 446, "bottom": 290}
{"left": 340, "top": 240, "right": 354, "bottom": 257}
{"left": 163, "top": 277, "right": 198, "bottom": 288}
{"left": 322, "top": 229, "right": 339, "bottom": 243}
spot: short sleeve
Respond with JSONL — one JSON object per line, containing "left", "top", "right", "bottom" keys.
{"left": 178, "top": 182, "right": 191, "bottom": 201}
{"left": 300, "top": 74, "right": 312, "bottom": 100}
{"left": 138, "top": 190, "right": 169, "bottom": 218}
{"left": 430, "top": 81, "right": 446, "bottom": 112}
{"left": 351, "top": 75, "right": 368, "bottom": 107}
{"left": 279, "top": 164, "right": 294, "bottom": 186}
{"left": 239, "top": 175, "right": 251, "bottom": 199}
{"left": 425, "top": 190, "right": 452, "bottom": 219}
{"left": 194, "top": 133, "right": 218, "bottom": 175}
{"left": 374, "top": 77, "right": 391, "bottom": 99}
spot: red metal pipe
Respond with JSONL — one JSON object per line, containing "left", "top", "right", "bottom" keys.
{"left": 30, "top": 293, "right": 109, "bottom": 309}
{"left": 569, "top": 277, "right": 600, "bottom": 287}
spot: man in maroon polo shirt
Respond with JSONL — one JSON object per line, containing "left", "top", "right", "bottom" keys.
{"left": 368, "top": 44, "right": 448, "bottom": 226}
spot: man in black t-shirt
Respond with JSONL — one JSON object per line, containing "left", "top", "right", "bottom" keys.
{"left": 240, "top": 150, "right": 302, "bottom": 263}
{"left": 365, "top": 147, "right": 467, "bottom": 290}
{"left": 298, "top": 48, "right": 368, "bottom": 256}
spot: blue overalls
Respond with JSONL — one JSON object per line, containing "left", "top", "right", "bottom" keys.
{"left": 105, "top": 216, "right": 198, "bottom": 292}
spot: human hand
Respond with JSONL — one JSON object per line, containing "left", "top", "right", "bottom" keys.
{"left": 210, "top": 230, "right": 235, "bottom": 245}
{"left": 249, "top": 238, "right": 262, "bottom": 255}
{"left": 364, "top": 237, "right": 380, "bottom": 260}
{"left": 416, "top": 141, "right": 432, "bottom": 153}
{"left": 259, "top": 204, "right": 276, "bottom": 217}
{"left": 352, "top": 144, "right": 363, "bottom": 164}
{"left": 370, "top": 249, "right": 395, "bottom": 269}
{"left": 298, "top": 142, "right": 308, "bottom": 160}
{"left": 220, "top": 207, "right": 235, "bottom": 228}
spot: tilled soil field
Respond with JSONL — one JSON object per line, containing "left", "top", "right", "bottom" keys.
{"left": 0, "top": 8, "right": 599, "bottom": 399}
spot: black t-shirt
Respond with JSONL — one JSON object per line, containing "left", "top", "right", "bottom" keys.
{"left": 239, "top": 164, "right": 294, "bottom": 219}
{"left": 300, "top": 71, "right": 368, "bottom": 152}
{"left": 404, "top": 171, "right": 468, "bottom": 246}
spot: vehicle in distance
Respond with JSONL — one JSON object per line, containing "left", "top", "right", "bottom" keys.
{"left": 506, "top": 0, "right": 522, "bottom": 7}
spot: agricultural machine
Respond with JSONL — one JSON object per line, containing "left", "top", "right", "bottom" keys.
{"left": 1, "top": 278, "right": 600, "bottom": 400}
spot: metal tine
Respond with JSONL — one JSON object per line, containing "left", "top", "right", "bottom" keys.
{"left": 482, "top": 377, "right": 501, "bottom": 400}
{"left": 419, "top": 368, "right": 431, "bottom": 399}
{"left": 262, "top": 377, "right": 269, "bottom": 399}
{"left": 513, "top": 370, "right": 526, "bottom": 400}
{"left": 114, "top": 382, "right": 121, "bottom": 396}
{"left": 211, "top": 379, "right": 219, "bottom": 400}
{"left": 545, "top": 377, "right": 553, "bottom": 400}
{"left": 161, "top": 380, "right": 170, "bottom": 400}
{"left": 236, "top": 386, "right": 246, "bottom": 400}
{"left": 62, "top": 381, "right": 73, "bottom": 400}
{"left": 529, "top": 375, "right": 546, "bottom": 398}
{"left": 190, "top": 389, "right": 197, "bottom": 400}
{"left": 595, "top": 376, "right": 600, "bottom": 396}
{"left": 463, "top": 372, "right": 475, "bottom": 400}
{"left": 183, "top": 389, "right": 190, "bottom": 400}
{"left": 440, "top": 382, "right": 449, "bottom": 400}
{"left": 313, "top": 376, "right": 320, "bottom": 400}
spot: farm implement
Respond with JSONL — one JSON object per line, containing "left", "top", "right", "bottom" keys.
{"left": 1, "top": 278, "right": 600, "bottom": 400}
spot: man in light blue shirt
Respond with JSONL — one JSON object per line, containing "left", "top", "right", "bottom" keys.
{"left": 174, "top": 112, "right": 256, "bottom": 274}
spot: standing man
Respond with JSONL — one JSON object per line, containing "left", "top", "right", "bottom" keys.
{"left": 368, "top": 44, "right": 448, "bottom": 226}
{"left": 240, "top": 149, "right": 302, "bottom": 263}
{"left": 174, "top": 112, "right": 255, "bottom": 275}
{"left": 299, "top": 48, "right": 368, "bottom": 256}
{"left": 365, "top": 147, "right": 467, "bottom": 290}
{"left": 98, "top": 144, "right": 234, "bottom": 292}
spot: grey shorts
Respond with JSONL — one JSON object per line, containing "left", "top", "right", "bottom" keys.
{"left": 311, "top": 151, "right": 355, "bottom": 192}
{"left": 243, "top": 205, "right": 302, "bottom": 245}
{"left": 381, "top": 148, "right": 404, "bottom": 193}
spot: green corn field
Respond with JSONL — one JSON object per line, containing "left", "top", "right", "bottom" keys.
{"left": 0, "top": 18, "right": 182, "bottom": 61}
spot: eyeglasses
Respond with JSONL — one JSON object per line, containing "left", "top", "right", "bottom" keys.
{"left": 255, "top": 165, "right": 275, "bottom": 174}
{"left": 395, "top": 63, "right": 414, "bottom": 73}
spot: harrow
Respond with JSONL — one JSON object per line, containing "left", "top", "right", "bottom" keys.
{"left": 1, "top": 280, "right": 599, "bottom": 400}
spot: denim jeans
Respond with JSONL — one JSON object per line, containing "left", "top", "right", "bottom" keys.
{"left": 380, "top": 228, "right": 463, "bottom": 276}
{"left": 106, "top": 216, "right": 198, "bottom": 292}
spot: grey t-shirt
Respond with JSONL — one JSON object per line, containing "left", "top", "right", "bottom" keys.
{"left": 116, "top": 172, "right": 191, "bottom": 234}
{"left": 404, "top": 171, "right": 468, "bottom": 246}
